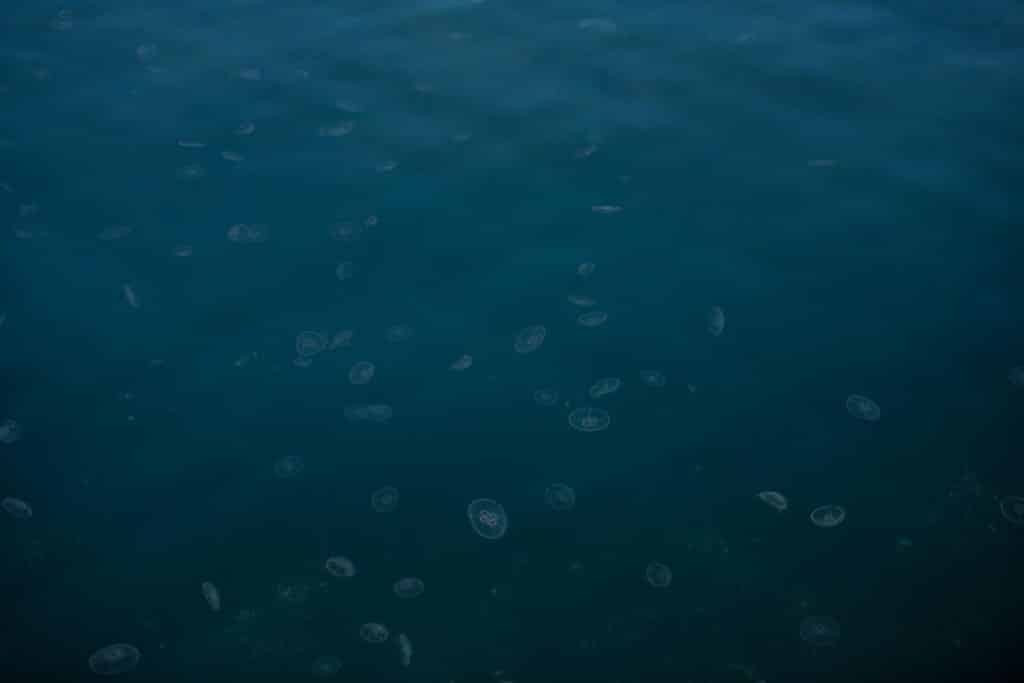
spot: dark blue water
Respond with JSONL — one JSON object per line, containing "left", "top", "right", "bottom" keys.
{"left": 2, "top": 1, "right": 1022, "bottom": 680}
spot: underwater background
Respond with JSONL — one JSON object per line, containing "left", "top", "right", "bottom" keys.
{"left": 2, "top": 1, "right": 1022, "bottom": 681}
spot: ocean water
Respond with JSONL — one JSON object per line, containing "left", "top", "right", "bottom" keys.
{"left": 2, "top": 1, "right": 1022, "bottom": 681}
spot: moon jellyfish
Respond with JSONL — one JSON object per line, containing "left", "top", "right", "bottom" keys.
{"left": 757, "top": 491, "right": 789, "bottom": 511}
{"left": 810, "top": 504, "right": 846, "bottom": 528}
{"left": 514, "top": 325, "right": 547, "bottom": 354}
{"left": 450, "top": 354, "right": 473, "bottom": 371}
{"left": 325, "top": 555, "right": 357, "bottom": 578}
{"left": 568, "top": 406, "right": 610, "bottom": 432}
{"left": 544, "top": 483, "right": 577, "bottom": 511}
{"left": 2, "top": 497, "right": 32, "bottom": 519}
{"left": 201, "top": 581, "right": 221, "bottom": 612}
{"left": 999, "top": 496, "right": 1024, "bottom": 526}
{"left": 567, "top": 294, "right": 597, "bottom": 307}
{"left": 335, "top": 261, "right": 356, "bottom": 281}
{"left": 273, "top": 455, "right": 305, "bottom": 480}
{"left": 221, "top": 150, "right": 243, "bottom": 162}
{"left": 371, "top": 486, "right": 400, "bottom": 512}
{"left": 591, "top": 204, "right": 622, "bottom": 214}
{"left": 533, "top": 387, "right": 560, "bottom": 407}
{"left": 467, "top": 498, "right": 508, "bottom": 540}
{"left": 365, "top": 404, "right": 393, "bottom": 423}
{"left": 135, "top": 43, "right": 158, "bottom": 62}
{"left": 578, "top": 18, "right": 618, "bottom": 33}
{"left": 311, "top": 655, "right": 342, "bottom": 677}
{"left": 359, "top": 622, "right": 389, "bottom": 644}
{"left": 348, "top": 361, "right": 376, "bottom": 385}
{"left": 385, "top": 324, "right": 415, "bottom": 343}
{"left": 577, "top": 262, "right": 596, "bottom": 277}
{"left": 329, "top": 330, "right": 353, "bottom": 350}
{"left": 122, "top": 284, "right": 139, "bottom": 309}
{"left": 88, "top": 643, "right": 141, "bottom": 675}
{"left": 318, "top": 121, "right": 354, "bottom": 137}
{"left": 227, "top": 223, "right": 269, "bottom": 243}
{"left": 234, "top": 122, "right": 255, "bottom": 136}
{"left": 398, "top": 633, "right": 413, "bottom": 667}
{"left": 639, "top": 370, "right": 667, "bottom": 388}
{"left": 588, "top": 377, "right": 622, "bottom": 399}
{"left": 1008, "top": 366, "right": 1024, "bottom": 387}
{"left": 577, "top": 310, "right": 608, "bottom": 328}
{"left": 845, "top": 394, "right": 880, "bottom": 421}
{"left": 0, "top": 418, "right": 22, "bottom": 444}
{"left": 296, "top": 331, "right": 328, "bottom": 358}
{"left": 176, "top": 163, "right": 206, "bottom": 180}
{"left": 799, "top": 616, "right": 841, "bottom": 646}
{"left": 644, "top": 562, "right": 672, "bottom": 588}
{"left": 329, "top": 221, "right": 363, "bottom": 242}
{"left": 707, "top": 306, "right": 725, "bottom": 336}
{"left": 392, "top": 577, "right": 425, "bottom": 599}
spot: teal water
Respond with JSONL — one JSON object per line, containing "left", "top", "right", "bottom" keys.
{"left": 2, "top": 1, "right": 1022, "bottom": 681}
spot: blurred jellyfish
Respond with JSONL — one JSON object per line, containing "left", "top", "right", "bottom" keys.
{"left": 392, "top": 577, "right": 425, "bottom": 599}
{"left": 639, "top": 370, "right": 667, "bottom": 388}
{"left": 311, "top": 655, "right": 342, "bottom": 677}
{"left": 371, "top": 486, "right": 399, "bottom": 512}
{"left": 514, "top": 325, "right": 547, "bottom": 354}
{"left": 999, "top": 496, "right": 1024, "bottom": 526}
{"left": 577, "top": 262, "right": 596, "bottom": 277}
{"left": 98, "top": 224, "right": 132, "bottom": 241}
{"left": 273, "top": 455, "right": 305, "bottom": 480}
{"left": 329, "top": 330, "right": 354, "bottom": 350}
{"left": 568, "top": 406, "right": 610, "bottom": 432}
{"left": 450, "top": 354, "right": 473, "bottom": 371}
{"left": 348, "top": 361, "right": 376, "bottom": 385}
{"left": 365, "top": 404, "right": 393, "bottom": 423}
{"left": 325, "top": 555, "right": 356, "bottom": 578}
{"left": 227, "top": 223, "right": 269, "bottom": 243}
{"left": 757, "top": 491, "right": 789, "bottom": 511}
{"left": 2, "top": 497, "right": 32, "bottom": 519}
{"left": 810, "top": 504, "right": 846, "bottom": 528}
{"left": 176, "top": 163, "right": 206, "bottom": 181}
{"left": 799, "top": 616, "right": 841, "bottom": 646}
{"left": 1008, "top": 366, "right": 1024, "bottom": 388}
{"left": 0, "top": 418, "right": 22, "bottom": 444}
{"left": 544, "top": 483, "right": 577, "bottom": 511}
{"left": 235, "top": 122, "right": 255, "bottom": 136}
{"left": 201, "top": 581, "right": 221, "bottom": 612}
{"left": 707, "top": 306, "right": 725, "bottom": 336}
{"left": 591, "top": 205, "right": 621, "bottom": 214}
{"left": 318, "top": 121, "right": 354, "bottom": 137}
{"left": 329, "top": 221, "right": 363, "bottom": 242}
{"left": 335, "top": 261, "right": 356, "bottom": 281}
{"left": 578, "top": 18, "right": 618, "bottom": 33}
{"left": 88, "top": 643, "right": 141, "bottom": 675}
{"left": 588, "top": 377, "right": 622, "bottom": 399}
{"left": 845, "top": 394, "right": 880, "bottom": 421}
{"left": 567, "top": 294, "right": 597, "bottom": 307}
{"left": 467, "top": 498, "right": 508, "bottom": 540}
{"left": 577, "top": 311, "right": 609, "bottom": 328}
{"left": 135, "top": 43, "right": 158, "bottom": 62}
{"left": 385, "top": 325, "right": 415, "bottom": 343}
{"left": 239, "top": 67, "right": 262, "bottom": 81}
{"left": 221, "top": 151, "right": 244, "bottom": 162}
{"left": 359, "top": 622, "right": 389, "bottom": 644}
{"left": 398, "top": 633, "right": 413, "bottom": 667}
{"left": 533, "top": 387, "right": 560, "bottom": 407}
{"left": 644, "top": 562, "right": 672, "bottom": 588}
{"left": 122, "top": 284, "right": 139, "bottom": 310}
{"left": 296, "top": 331, "right": 328, "bottom": 358}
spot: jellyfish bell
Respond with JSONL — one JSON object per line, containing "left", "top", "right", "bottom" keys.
{"left": 577, "top": 310, "right": 609, "bottom": 328}
{"left": 757, "top": 491, "right": 789, "bottom": 512}
{"left": 348, "top": 361, "right": 376, "bottom": 385}
{"left": 325, "top": 556, "right": 356, "bottom": 578}
{"left": 576, "top": 262, "right": 596, "bottom": 276}
{"left": 385, "top": 325, "right": 415, "bottom": 343}
{"left": 846, "top": 394, "right": 880, "bottom": 421}
{"left": 201, "top": 581, "right": 221, "bottom": 612}
{"left": 567, "top": 294, "right": 597, "bottom": 307}
{"left": 514, "top": 325, "right": 547, "bottom": 354}
{"left": 398, "top": 633, "right": 413, "bottom": 667}
{"left": 467, "top": 498, "right": 508, "bottom": 540}
{"left": 644, "top": 562, "right": 672, "bottom": 588}
{"left": 639, "top": 370, "right": 667, "bottom": 388}
{"left": 2, "top": 497, "right": 32, "bottom": 519}
{"left": 0, "top": 418, "right": 22, "bottom": 444}
{"left": 273, "top": 455, "right": 305, "bottom": 480}
{"left": 371, "top": 486, "right": 399, "bottom": 512}
{"left": 568, "top": 406, "right": 610, "bottom": 432}
{"left": 999, "top": 496, "right": 1024, "bottom": 526}
{"left": 799, "top": 616, "right": 841, "bottom": 647}
{"left": 533, "top": 387, "right": 560, "bottom": 407}
{"left": 295, "top": 331, "right": 328, "bottom": 358}
{"left": 450, "top": 354, "right": 473, "bottom": 371}
{"left": 359, "top": 622, "right": 389, "bottom": 644}
{"left": 1009, "top": 366, "right": 1024, "bottom": 388}
{"left": 311, "top": 655, "right": 343, "bottom": 677}
{"left": 810, "top": 504, "right": 846, "bottom": 528}
{"left": 392, "top": 577, "right": 425, "bottom": 599}
{"left": 88, "top": 643, "right": 141, "bottom": 675}
{"left": 707, "top": 306, "right": 725, "bottom": 336}
{"left": 588, "top": 377, "right": 622, "bottom": 399}
{"left": 544, "top": 483, "right": 577, "bottom": 511}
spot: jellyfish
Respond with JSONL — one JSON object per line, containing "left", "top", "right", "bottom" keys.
{"left": 348, "top": 361, "right": 376, "bottom": 385}
{"left": 588, "top": 377, "right": 622, "bottom": 399}
{"left": 467, "top": 498, "right": 508, "bottom": 540}
{"left": 639, "top": 370, "right": 667, "bottom": 388}
{"left": 577, "top": 311, "right": 609, "bottom": 328}
{"left": 318, "top": 121, "right": 354, "bottom": 137}
{"left": 568, "top": 406, "right": 610, "bottom": 432}
{"left": 450, "top": 354, "right": 473, "bottom": 371}
{"left": 999, "top": 496, "right": 1024, "bottom": 526}
{"left": 329, "top": 221, "right": 363, "bottom": 242}
{"left": 295, "top": 331, "right": 328, "bottom": 358}
{"left": 533, "top": 387, "right": 560, "bottom": 407}
{"left": 799, "top": 616, "right": 841, "bottom": 646}
{"left": 201, "top": 581, "right": 221, "bottom": 612}
{"left": 392, "top": 577, "right": 425, "bottom": 599}
{"left": 544, "top": 483, "right": 577, "bottom": 511}
{"left": 1008, "top": 366, "right": 1024, "bottom": 388}
{"left": 845, "top": 394, "right": 880, "bottom": 421}
{"left": 2, "top": 497, "right": 32, "bottom": 519}
{"left": 325, "top": 556, "right": 356, "bottom": 578}
{"left": 810, "top": 504, "right": 846, "bottom": 528}
{"left": 707, "top": 306, "right": 725, "bottom": 336}
{"left": 398, "top": 633, "right": 413, "bottom": 667}
{"left": 567, "top": 294, "right": 597, "bottom": 307}
{"left": 273, "top": 455, "right": 305, "bottom": 480}
{"left": 757, "top": 491, "right": 789, "bottom": 512}
{"left": 88, "top": 643, "right": 141, "bottom": 675}
{"left": 577, "top": 262, "right": 597, "bottom": 276}
{"left": 385, "top": 325, "right": 415, "bottom": 343}
{"left": 644, "top": 562, "right": 672, "bottom": 588}
{"left": 514, "top": 325, "right": 547, "bottom": 354}
{"left": 311, "top": 655, "right": 343, "bottom": 677}
{"left": 359, "top": 622, "right": 389, "bottom": 644}
{"left": 0, "top": 418, "right": 22, "bottom": 444}
{"left": 335, "top": 261, "right": 356, "bottom": 281}
{"left": 371, "top": 486, "right": 399, "bottom": 513}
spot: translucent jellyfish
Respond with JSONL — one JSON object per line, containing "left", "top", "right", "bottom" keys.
{"left": 810, "top": 504, "right": 846, "bottom": 528}
{"left": 329, "top": 221, "right": 363, "bottom": 242}
{"left": 707, "top": 306, "right": 725, "bottom": 336}
{"left": 296, "top": 331, "right": 328, "bottom": 358}
{"left": 359, "top": 622, "right": 390, "bottom": 644}
{"left": 577, "top": 310, "right": 608, "bottom": 328}
{"left": 221, "top": 151, "right": 244, "bottom": 162}
{"left": 371, "top": 486, "right": 400, "bottom": 513}
{"left": 799, "top": 616, "right": 841, "bottom": 646}
{"left": 588, "top": 377, "right": 622, "bottom": 399}
{"left": 567, "top": 294, "right": 597, "bottom": 307}
{"left": 2, "top": 497, "right": 32, "bottom": 519}
{"left": 577, "top": 262, "right": 596, "bottom": 277}
{"left": 98, "top": 224, "right": 132, "bottom": 241}
{"left": 311, "top": 655, "right": 343, "bottom": 677}
{"left": 173, "top": 245, "right": 193, "bottom": 257}
{"left": 1008, "top": 366, "right": 1024, "bottom": 388}
{"left": 50, "top": 9, "right": 73, "bottom": 31}
{"left": 201, "top": 581, "right": 221, "bottom": 612}
{"left": 318, "top": 121, "right": 354, "bottom": 137}
{"left": 176, "top": 163, "right": 206, "bottom": 181}
{"left": 344, "top": 404, "right": 371, "bottom": 422}
{"left": 335, "top": 261, "right": 356, "bottom": 281}
{"left": 88, "top": 643, "right": 141, "bottom": 675}
{"left": 328, "top": 330, "right": 353, "bottom": 350}
{"left": 644, "top": 562, "right": 672, "bottom": 588}
{"left": 0, "top": 418, "right": 22, "bottom": 444}
{"left": 234, "top": 122, "right": 256, "bottom": 136}
{"left": 639, "top": 370, "right": 667, "bottom": 388}
{"left": 845, "top": 394, "right": 880, "bottom": 422}
{"left": 275, "top": 578, "right": 314, "bottom": 605}
{"left": 757, "top": 491, "right": 789, "bottom": 511}
{"left": 365, "top": 404, "right": 393, "bottom": 423}
{"left": 568, "top": 406, "right": 610, "bottom": 432}
{"left": 450, "top": 354, "right": 473, "bottom": 371}
{"left": 177, "top": 140, "right": 205, "bottom": 149}
{"left": 348, "top": 361, "right": 376, "bottom": 385}
{"left": 325, "top": 555, "right": 357, "bottom": 578}
{"left": 999, "top": 496, "right": 1024, "bottom": 526}
{"left": 578, "top": 18, "right": 618, "bottom": 33}
{"left": 591, "top": 204, "right": 622, "bottom": 214}
{"left": 227, "top": 223, "right": 269, "bottom": 243}
{"left": 467, "top": 498, "right": 509, "bottom": 540}
{"left": 514, "top": 325, "right": 547, "bottom": 354}
{"left": 239, "top": 67, "right": 262, "bottom": 81}
{"left": 398, "top": 633, "right": 413, "bottom": 667}
{"left": 273, "top": 455, "right": 305, "bottom": 480}
{"left": 293, "top": 357, "right": 313, "bottom": 368}
{"left": 385, "top": 325, "right": 415, "bottom": 343}
{"left": 135, "top": 43, "right": 159, "bottom": 62}
{"left": 122, "top": 284, "right": 139, "bottom": 310}
{"left": 533, "top": 387, "right": 560, "bottom": 407}
{"left": 392, "top": 577, "right": 425, "bottom": 599}
{"left": 544, "top": 483, "right": 577, "bottom": 511}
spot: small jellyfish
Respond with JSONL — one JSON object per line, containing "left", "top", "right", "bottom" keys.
{"left": 88, "top": 643, "right": 141, "bottom": 675}
{"left": 311, "top": 655, "right": 343, "bottom": 677}
{"left": 98, "top": 224, "right": 132, "bottom": 241}
{"left": 450, "top": 354, "right": 473, "bottom": 371}
{"left": 227, "top": 223, "right": 269, "bottom": 243}
{"left": 577, "top": 262, "right": 597, "bottom": 277}
{"left": 318, "top": 121, "right": 354, "bottom": 137}
{"left": 578, "top": 18, "right": 618, "bottom": 33}
{"left": 577, "top": 310, "right": 609, "bottom": 328}
{"left": 845, "top": 394, "right": 880, "bottom": 421}
{"left": 201, "top": 581, "right": 221, "bottom": 612}
{"left": 359, "top": 622, "right": 390, "bottom": 644}
{"left": 329, "top": 221, "right": 363, "bottom": 242}
{"left": 467, "top": 498, "right": 508, "bottom": 540}
{"left": 385, "top": 324, "right": 415, "bottom": 343}
{"left": 639, "top": 370, "right": 667, "bottom": 388}
{"left": 810, "top": 504, "right": 846, "bottom": 528}
{"left": 1008, "top": 366, "right": 1024, "bottom": 388}
{"left": 533, "top": 387, "right": 560, "bottom": 407}
{"left": 568, "top": 406, "right": 611, "bottom": 432}
{"left": 999, "top": 496, "right": 1024, "bottom": 526}
{"left": 122, "top": 284, "right": 139, "bottom": 310}
{"left": 135, "top": 43, "right": 158, "bottom": 62}
{"left": 398, "top": 633, "right": 413, "bottom": 667}
{"left": 757, "top": 491, "right": 789, "bottom": 512}
{"left": 590, "top": 204, "right": 622, "bottom": 214}
{"left": 177, "top": 140, "right": 205, "bottom": 149}
{"left": 644, "top": 562, "right": 672, "bottom": 588}
{"left": 392, "top": 577, "right": 425, "bottom": 599}
{"left": 273, "top": 455, "right": 305, "bottom": 480}
{"left": 176, "top": 163, "right": 206, "bottom": 180}
{"left": 239, "top": 67, "right": 262, "bottom": 81}
{"left": 344, "top": 404, "right": 371, "bottom": 422}
{"left": 2, "top": 497, "right": 32, "bottom": 519}
{"left": 0, "top": 418, "right": 22, "bottom": 444}
{"left": 588, "top": 377, "right": 622, "bottom": 399}
{"left": 799, "top": 616, "right": 841, "bottom": 646}
{"left": 544, "top": 483, "right": 577, "bottom": 511}
{"left": 296, "top": 331, "right": 328, "bottom": 358}
{"left": 371, "top": 486, "right": 399, "bottom": 512}
{"left": 707, "top": 306, "right": 725, "bottom": 336}
{"left": 365, "top": 404, "right": 393, "bottom": 423}
{"left": 234, "top": 122, "right": 256, "bottom": 136}
{"left": 567, "top": 294, "right": 597, "bottom": 307}
{"left": 220, "top": 150, "right": 244, "bottom": 162}
{"left": 275, "top": 578, "right": 313, "bottom": 605}
{"left": 335, "top": 261, "right": 356, "bottom": 281}
{"left": 514, "top": 325, "right": 547, "bottom": 354}
{"left": 348, "top": 361, "right": 376, "bottom": 385}
{"left": 328, "top": 330, "right": 353, "bottom": 350}
{"left": 325, "top": 555, "right": 357, "bottom": 578}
